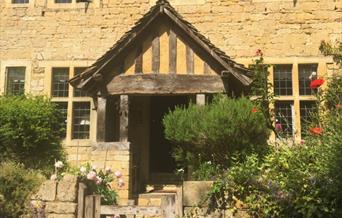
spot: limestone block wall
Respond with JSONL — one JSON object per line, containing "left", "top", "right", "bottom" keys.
{"left": 90, "top": 142, "right": 132, "bottom": 204}
{"left": 31, "top": 175, "right": 78, "bottom": 218}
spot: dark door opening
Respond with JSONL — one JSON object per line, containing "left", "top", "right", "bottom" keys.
{"left": 149, "top": 95, "right": 189, "bottom": 174}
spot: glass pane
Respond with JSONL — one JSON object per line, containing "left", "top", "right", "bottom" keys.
{"left": 73, "top": 67, "right": 88, "bottom": 97}
{"left": 300, "top": 101, "right": 317, "bottom": 137}
{"left": 72, "top": 102, "right": 90, "bottom": 139}
{"left": 299, "top": 64, "right": 318, "bottom": 96}
{"left": 275, "top": 101, "right": 293, "bottom": 138}
{"left": 6, "top": 67, "right": 25, "bottom": 96}
{"left": 52, "top": 68, "right": 69, "bottom": 97}
{"left": 274, "top": 65, "right": 293, "bottom": 96}
{"left": 12, "top": 0, "right": 29, "bottom": 3}
{"left": 54, "top": 102, "right": 68, "bottom": 138}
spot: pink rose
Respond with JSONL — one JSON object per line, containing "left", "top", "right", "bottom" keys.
{"left": 95, "top": 176, "right": 102, "bottom": 185}
{"left": 114, "top": 171, "right": 122, "bottom": 178}
{"left": 87, "top": 171, "right": 97, "bottom": 181}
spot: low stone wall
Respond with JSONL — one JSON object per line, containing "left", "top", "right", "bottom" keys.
{"left": 182, "top": 181, "right": 250, "bottom": 218}
{"left": 30, "top": 175, "right": 78, "bottom": 218}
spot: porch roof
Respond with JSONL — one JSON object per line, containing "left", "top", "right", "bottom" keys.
{"left": 69, "top": 0, "right": 253, "bottom": 95}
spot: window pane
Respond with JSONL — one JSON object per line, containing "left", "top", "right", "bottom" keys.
{"left": 275, "top": 101, "right": 294, "bottom": 138}
{"left": 299, "top": 64, "right": 318, "bottom": 95}
{"left": 54, "top": 102, "right": 68, "bottom": 138}
{"left": 55, "top": 0, "right": 72, "bottom": 3}
{"left": 52, "top": 68, "right": 69, "bottom": 97}
{"left": 6, "top": 67, "right": 25, "bottom": 96}
{"left": 12, "top": 0, "right": 29, "bottom": 3}
{"left": 300, "top": 101, "right": 317, "bottom": 138}
{"left": 72, "top": 102, "right": 90, "bottom": 139}
{"left": 274, "top": 65, "right": 293, "bottom": 96}
{"left": 73, "top": 67, "right": 88, "bottom": 97}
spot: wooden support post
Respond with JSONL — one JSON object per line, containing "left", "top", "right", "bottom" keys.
{"left": 85, "top": 195, "right": 94, "bottom": 218}
{"left": 196, "top": 94, "right": 205, "bottom": 105}
{"left": 97, "top": 97, "right": 107, "bottom": 142}
{"left": 77, "top": 183, "right": 86, "bottom": 218}
{"left": 152, "top": 34, "right": 160, "bottom": 74}
{"left": 94, "top": 195, "right": 101, "bottom": 218}
{"left": 186, "top": 45, "right": 194, "bottom": 74}
{"left": 120, "top": 95, "right": 129, "bottom": 142}
{"left": 169, "top": 29, "right": 177, "bottom": 74}
{"left": 135, "top": 45, "right": 143, "bottom": 74}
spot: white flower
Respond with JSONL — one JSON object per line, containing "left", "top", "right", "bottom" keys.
{"left": 80, "top": 166, "right": 87, "bottom": 174}
{"left": 54, "top": 161, "right": 64, "bottom": 168}
{"left": 50, "top": 174, "right": 57, "bottom": 181}
{"left": 87, "top": 171, "right": 97, "bottom": 181}
{"left": 177, "top": 168, "right": 185, "bottom": 173}
{"left": 95, "top": 176, "right": 102, "bottom": 185}
{"left": 114, "top": 171, "right": 122, "bottom": 178}
{"left": 91, "top": 164, "right": 97, "bottom": 170}
{"left": 118, "top": 178, "right": 125, "bottom": 187}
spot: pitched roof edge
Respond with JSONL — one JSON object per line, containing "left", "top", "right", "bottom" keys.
{"left": 69, "top": 0, "right": 253, "bottom": 91}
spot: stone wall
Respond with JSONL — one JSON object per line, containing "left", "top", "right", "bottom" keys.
{"left": 31, "top": 175, "right": 78, "bottom": 218}
{"left": 90, "top": 142, "right": 132, "bottom": 204}
{"left": 1, "top": 0, "right": 341, "bottom": 62}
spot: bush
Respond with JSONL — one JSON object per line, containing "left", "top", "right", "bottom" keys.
{"left": 163, "top": 96, "right": 270, "bottom": 173}
{"left": 0, "top": 161, "right": 44, "bottom": 217}
{"left": 0, "top": 95, "right": 65, "bottom": 175}
{"left": 209, "top": 76, "right": 342, "bottom": 217}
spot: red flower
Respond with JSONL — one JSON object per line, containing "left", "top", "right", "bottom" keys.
{"left": 310, "top": 79, "right": 324, "bottom": 89}
{"left": 275, "top": 123, "right": 283, "bottom": 132}
{"left": 256, "top": 49, "right": 263, "bottom": 56}
{"left": 251, "top": 107, "right": 257, "bottom": 113}
{"left": 310, "top": 127, "right": 323, "bottom": 135}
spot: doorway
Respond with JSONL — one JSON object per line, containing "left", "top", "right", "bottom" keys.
{"left": 149, "top": 95, "right": 190, "bottom": 182}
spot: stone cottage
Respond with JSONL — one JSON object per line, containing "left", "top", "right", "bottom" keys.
{"left": 0, "top": 0, "right": 341, "bottom": 203}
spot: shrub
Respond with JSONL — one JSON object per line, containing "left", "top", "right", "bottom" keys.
{"left": 0, "top": 95, "right": 65, "bottom": 175}
{"left": 209, "top": 75, "right": 342, "bottom": 217}
{"left": 163, "top": 96, "right": 270, "bottom": 173}
{"left": 0, "top": 161, "right": 44, "bottom": 217}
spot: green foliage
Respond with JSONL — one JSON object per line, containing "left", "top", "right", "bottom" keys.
{"left": 249, "top": 54, "right": 276, "bottom": 134}
{"left": 68, "top": 163, "right": 119, "bottom": 205}
{"left": 209, "top": 74, "right": 342, "bottom": 217}
{"left": 0, "top": 161, "right": 44, "bottom": 217}
{"left": 0, "top": 95, "right": 65, "bottom": 175}
{"left": 163, "top": 96, "right": 270, "bottom": 173}
{"left": 319, "top": 40, "right": 342, "bottom": 66}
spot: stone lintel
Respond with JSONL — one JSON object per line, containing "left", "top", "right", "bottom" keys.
{"left": 93, "top": 142, "right": 130, "bottom": 151}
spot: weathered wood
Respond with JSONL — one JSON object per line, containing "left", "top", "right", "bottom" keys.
{"left": 204, "top": 62, "right": 210, "bottom": 75}
{"left": 135, "top": 45, "right": 143, "bottom": 74}
{"left": 94, "top": 195, "right": 101, "bottom": 218}
{"left": 186, "top": 45, "right": 194, "bottom": 74}
{"left": 85, "top": 195, "right": 94, "bottom": 218}
{"left": 101, "top": 205, "right": 162, "bottom": 215}
{"left": 164, "top": 9, "right": 251, "bottom": 85}
{"left": 161, "top": 195, "right": 176, "bottom": 218}
{"left": 119, "top": 95, "right": 129, "bottom": 142}
{"left": 152, "top": 34, "right": 160, "bottom": 74}
{"left": 176, "top": 186, "right": 183, "bottom": 217}
{"left": 107, "top": 74, "right": 226, "bottom": 94}
{"left": 96, "top": 97, "right": 107, "bottom": 142}
{"left": 169, "top": 29, "right": 177, "bottom": 74}
{"left": 196, "top": 94, "right": 205, "bottom": 105}
{"left": 77, "top": 183, "right": 86, "bottom": 218}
